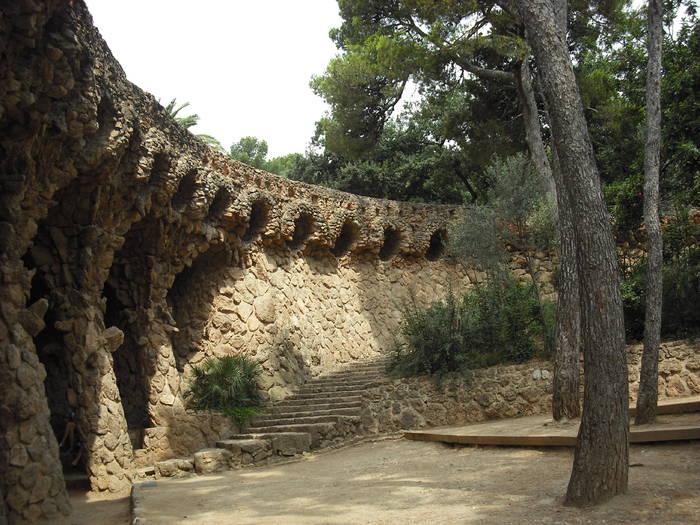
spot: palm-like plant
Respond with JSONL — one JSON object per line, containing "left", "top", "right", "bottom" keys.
{"left": 184, "top": 355, "right": 263, "bottom": 425}
{"left": 161, "top": 98, "right": 225, "bottom": 152}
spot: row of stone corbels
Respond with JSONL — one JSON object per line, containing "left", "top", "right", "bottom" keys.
{"left": 145, "top": 149, "right": 453, "bottom": 262}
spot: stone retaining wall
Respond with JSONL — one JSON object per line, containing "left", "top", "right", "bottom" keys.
{"left": 361, "top": 339, "right": 699, "bottom": 434}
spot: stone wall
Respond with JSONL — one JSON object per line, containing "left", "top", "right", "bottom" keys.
{"left": 0, "top": 1, "right": 688, "bottom": 523}
{"left": 0, "top": 2, "right": 484, "bottom": 521}
{"left": 361, "top": 339, "right": 699, "bottom": 434}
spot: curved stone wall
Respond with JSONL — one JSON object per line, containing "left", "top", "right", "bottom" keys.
{"left": 0, "top": 2, "right": 490, "bottom": 521}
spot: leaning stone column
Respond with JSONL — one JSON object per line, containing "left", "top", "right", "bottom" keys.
{"left": 0, "top": 261, "right": 71, "bottom": 522}
{"left": 59, "top": 307, "right": 133, "bottom": 493}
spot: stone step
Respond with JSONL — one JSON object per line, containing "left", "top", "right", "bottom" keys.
{"left": 269, "top": 400, "right": 362, "bottom": 412}
{"left": 242, "top": 419, "right": 360, "bottom": 448}
{"left": 291, "top": 390, "right": 368, "bottom": 400}
{"left": 255, "top": 406, "right": 360, "bottom": 420}
{"left": 250, "top": 414, "right": 347, "bottom": 427}
{"left": 296, "top": 383, "right": 372, "bottom": 394}
{"left": 302, "top": 377, "right": 383, "bottom": 388}
{"left": 274, "top": 396, "right": 363, "bottom": 407}
{"left": 218, "top": 433, "right": 310, "bottom": 457}
{"left": 319, "top": 365, "right": 389, "bottom": 376}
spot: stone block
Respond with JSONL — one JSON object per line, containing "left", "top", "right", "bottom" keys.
{"left": 193, "top": 448, "right": 229, "bottom": 474}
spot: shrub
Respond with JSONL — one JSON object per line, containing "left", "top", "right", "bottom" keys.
{"left": 184, "top": 355, "right": 263, "bottom": 426}
{"left": 390, "top": 277, "right": 552, "bottom": 378}
{"left": 621, "top": 205, "right": 700, "bottom": 341}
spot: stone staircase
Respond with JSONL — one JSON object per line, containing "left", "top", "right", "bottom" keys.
{"left": 139, "top": 357, "right": 390, "bottom": 479}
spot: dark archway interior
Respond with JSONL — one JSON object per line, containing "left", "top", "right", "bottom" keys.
{"left": 104, "top": 281, "right": 149, "bottom": 440}
{"left": 172, "top": 169, "right": 198, "bottom": 210}
{"left": 426, "top": 229, "right": 446, "bottom": 261}
{"left": 378, "top": 228, "right": 401, "bottom": 261}
{"left": 167, "top": 246, "right": 231, "bottom": 372}
{"left": 208, "top": 187, "right": 232, "bottom": 220}
{"left": 288, "top": 213, "right": 314, "bottom": 250}
{"left": 243, "top": 200, "right": 269, "bottom": 241}
{"left": 331, "top": 220, "right": 359, "bottom": 258}
{"left": 23, "top": 252, "right": 87, "bottom": 477}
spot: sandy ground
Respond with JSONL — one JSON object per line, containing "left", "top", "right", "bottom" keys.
{"left": 101, "top": 438, "right": 700, "bottom": 525}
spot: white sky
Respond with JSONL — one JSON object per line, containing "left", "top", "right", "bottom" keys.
{"left": 85, "top": 1, "right": 342, "bottom": 158}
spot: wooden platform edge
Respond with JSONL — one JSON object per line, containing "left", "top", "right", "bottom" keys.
{"left": 404, "top": 431, "right": 578, "bottom": 447}
{"left": 629, "top": 398, "right": 700, "bottom": 417}
{"left": 405, "top": 425, "right": 700, "bottom": 447}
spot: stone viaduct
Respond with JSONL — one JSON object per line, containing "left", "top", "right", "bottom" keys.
{"left": 0, "top": 2, "right": 474, "bottom": 521}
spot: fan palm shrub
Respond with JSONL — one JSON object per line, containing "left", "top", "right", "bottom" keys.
{"left": 184, "top": 355, "right": 263, "bottom": 426}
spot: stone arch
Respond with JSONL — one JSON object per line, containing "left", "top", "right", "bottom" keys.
{"left": 208, "top": 186, "right": 233, "bottom": 221}
{"left": 288, "top": 212, "right": 315, "bottom": 250}
{"left": 102, "top": 280, "right": 149, "bottom": 440}
{"left": 172, "top": 169, "right": 199, "bottom": 210}
{"left": 244, "top": 198, "right": 271, "bottom": 241}
{"left": 332, "top": 219, "right": 360, "bottom": 258}
{"left": 379, "top": 227, "right": 402, "bottom": 261}
{"left": 167, "top": 245, "right": 232, "bottom": 372}
{"left": 426, "top": 229, "right": 447, "bottom": 261}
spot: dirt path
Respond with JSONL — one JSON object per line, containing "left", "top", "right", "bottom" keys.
{"left": 129, "top": 438, "right": 699, "bottom": 524}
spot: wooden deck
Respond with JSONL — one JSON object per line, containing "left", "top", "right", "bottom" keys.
{"left": 405, "top": 395, "right": 700, "bottom": 447}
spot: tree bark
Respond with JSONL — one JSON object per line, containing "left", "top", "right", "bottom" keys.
{"left": 515, "top": 0, "right": 629, "bottom": 507}
{"left": 550, "top": 143, "right": 582, "bottom": 420}
{"left": 636, "top": 0, "right": 664, "bottom": 425}
{"left": 517, "top": 57, "right": 582, "bottom": 420}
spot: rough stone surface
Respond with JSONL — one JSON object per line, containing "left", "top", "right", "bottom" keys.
{"left": 0, "top": 2, "right": 693, "bottom": 523}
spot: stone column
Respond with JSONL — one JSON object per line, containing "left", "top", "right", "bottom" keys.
{"left": 0, "top": 261, "right": 71, "bottom": 522}
{"left": 61, "top": 307, "right": 133, "bottom": 493}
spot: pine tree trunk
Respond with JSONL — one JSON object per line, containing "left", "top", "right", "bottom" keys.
{"left": 517, "top": 58, "right": 581, "bottom": 420}
{"left": 636, "top": 0, "right": 664, "bottom": 425}
{"left": 515, "top": 0, "right": 629, "bottom": 506}
{"left": 551, "top": 145, "right": 582, "bottom": 420}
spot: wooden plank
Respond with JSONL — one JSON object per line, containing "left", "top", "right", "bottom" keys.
{"left": 405, "top": 431, "right": 577, "bottom": 447}
{"left": 405, "top": 424, "right": 700, "bottom": 447}
{"left": 629, "top": 396, "right": 700, "bottom": 417}
{"left": 630, "top": 426, "right": 700, "bottom": 443}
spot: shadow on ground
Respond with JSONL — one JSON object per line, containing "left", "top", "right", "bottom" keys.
{"left": 136, "top": 438, "right": 700, "bottom": 525}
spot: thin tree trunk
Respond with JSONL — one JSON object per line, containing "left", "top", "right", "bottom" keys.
{"left": 517, "top": 57, "right": 581, "bottom": 420}
{"left": 636, "top": 0, "right": 664, "bottom": 425}
{"left": 515, "top": 0, "right": 629, "bottom": 507}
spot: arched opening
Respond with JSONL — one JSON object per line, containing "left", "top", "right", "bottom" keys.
{"left": 331, "top": 220, "right": 359, "bottom": 258}
{"left": 167, "top": 246, "right": 230, "bottom": 372}
{"left": 243, "top": 200, "right": 270, "bottom": 241}
{"left": 22, "top": 250, "right": 88, "bottom": 484}
{"left": 104, "top": 280, "right": 149, "bottom": 445}
{"left": 378, "top": 227, "right": 401, "bottom": 261}
{"left": 172, "top": 169, "right": 198, "bottom": 210}
{"left": 150, "top": 152, "right": 171, "bottom": 185}
{"left": 426, "top": 229, "right": 446, "bottom": 261}
{"left": 288, "top": 213, "right": 314, "bottom": 250}
{"left": 208, "top": 187, "right": 232, "bottom": 220}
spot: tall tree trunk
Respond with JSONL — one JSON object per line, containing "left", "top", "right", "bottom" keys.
{"left": 517, "top": 58, "right": 581, "bottom": 420}
{"left": 636, "top": 0, "right": 664, "bottom": 425}
{"left": 515, "top": 0, "right": 629, "bottom": 507}
{"left": 550, "top": 144, "right": 582, "bottom": 420}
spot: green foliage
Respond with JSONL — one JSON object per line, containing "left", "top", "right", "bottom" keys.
{"left": 164, "top": 98, "right": 199, "bottom": 129}
{"left": 450, "top": 154, "right": 554, "bottom": 276}
{"left": 620, "top": 205, "right": 700, "bottom": 340}
{"left": 183, "top": 355, "right": 263, "bottom": 426}
{"left": 390, "top": 278, "right": 553, "bottom": 378}
{"left": 229, "top": 136, "right": 269, "bottom": 169}
{"left": 161, "top": 97, "right": 224, "bottom": 152}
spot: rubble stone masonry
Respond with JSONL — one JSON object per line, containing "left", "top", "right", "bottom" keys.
{"left": 0, "top": 2, "right": 696, "bottom": 523}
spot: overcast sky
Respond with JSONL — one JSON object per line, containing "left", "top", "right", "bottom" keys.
{"left": 85, "top": 1, "right": 342, "bottom": 158}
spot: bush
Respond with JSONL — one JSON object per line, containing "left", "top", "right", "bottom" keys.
{"left": 621, "top": 247, "right": 700, "bottom": 340}
{"left": 184, "top": 355, "right": 263, "bottom": 426}
{"left": 390, "top": 278, "right": 552, "bottom": 378}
